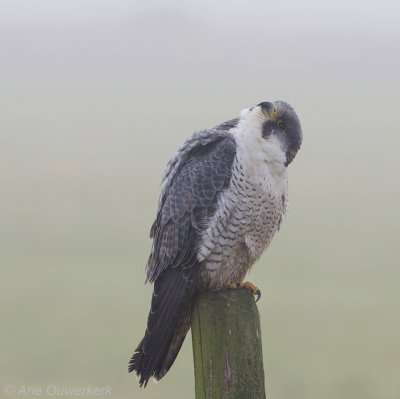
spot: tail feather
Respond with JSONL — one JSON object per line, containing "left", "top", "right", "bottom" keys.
{"left": 156, "top": 299, "right": 192, "bottom": 380}
{"left": 129, "top": 265, "right": 199, "bottom": 387}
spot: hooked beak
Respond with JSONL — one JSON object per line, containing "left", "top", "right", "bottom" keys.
{"left": 258, "top": 101, "right": 278, "bottom": 120}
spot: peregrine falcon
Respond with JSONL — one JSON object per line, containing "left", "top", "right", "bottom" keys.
{"left": 129, "top": 101, "right": 302, "bottom": 386}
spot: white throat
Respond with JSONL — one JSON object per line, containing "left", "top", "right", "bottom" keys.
{"left": 231, "top": 108, "right": 287, "bottom": 180}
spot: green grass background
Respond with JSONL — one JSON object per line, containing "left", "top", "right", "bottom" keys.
{"left": 1, "top": 86, "right": 399, "bottom": 398}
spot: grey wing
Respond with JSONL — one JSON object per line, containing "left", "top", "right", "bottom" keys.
{"left": 213, "top": 118, "right": 239, "bottom": 131}
{"left": 145, "top": 130, "right": 237, "bottom": 283}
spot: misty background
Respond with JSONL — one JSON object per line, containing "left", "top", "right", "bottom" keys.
{"left": 1, "top": 0, "right": 399, "bottom": 398}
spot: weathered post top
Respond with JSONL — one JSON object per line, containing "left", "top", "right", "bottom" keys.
{"left": 191, "top": 288, "right": 266, "bottom": 399}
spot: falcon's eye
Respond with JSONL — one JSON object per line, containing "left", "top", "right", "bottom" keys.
{"left": 278, "top": 120, "right": 286, "bottom": 131}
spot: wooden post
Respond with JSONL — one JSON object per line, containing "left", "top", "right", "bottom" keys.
{"left": 191, "top": 288, "right": 266, "bottom": 399}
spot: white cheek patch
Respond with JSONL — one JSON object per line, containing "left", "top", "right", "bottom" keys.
{"left": 261, "top": 135, "right": 287, "bottom": 165}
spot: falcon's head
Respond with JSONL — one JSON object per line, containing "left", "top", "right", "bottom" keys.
{"left": 257, "top": 101, "right": 302, "bottom": 166}
{"left": 237, "top": 101, "right": 302, "bottom": 167}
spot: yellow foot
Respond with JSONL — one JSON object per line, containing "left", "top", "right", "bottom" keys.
{"left": 229, "top": 281, "right": 261, "bottom": 302}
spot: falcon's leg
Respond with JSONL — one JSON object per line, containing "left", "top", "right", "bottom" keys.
{"left": 229, "top": 281, "right": 261, "bottom": 302}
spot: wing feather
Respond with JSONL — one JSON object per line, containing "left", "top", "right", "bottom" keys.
{"left": 145, "top": 130, "right": 237, "bottom": 283}
{"left": 130, "top": 123, "right": 238, "bottom": 385}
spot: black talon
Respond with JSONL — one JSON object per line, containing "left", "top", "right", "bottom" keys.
{"left": 255, "top": 289, "right": 261, "bottom": 302}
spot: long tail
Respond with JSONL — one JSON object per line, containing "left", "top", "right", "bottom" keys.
{"left": 128, "top": 266, "right": 198, "bottom": 387}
